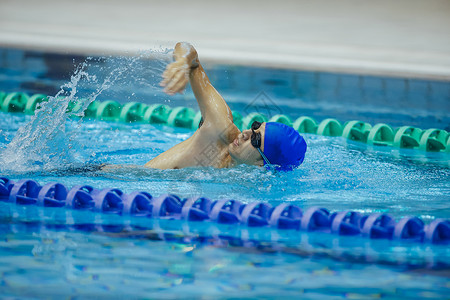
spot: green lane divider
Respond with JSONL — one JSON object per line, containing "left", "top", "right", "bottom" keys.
{"left": 167, "top": 106, "right": 196, "bottom": 128}
{"left": 25, "top": 94, "right": 48, "bottom": 115}
{"left": 1, "top": 92, "right": 29, "bottom": 113}
{"left": 242, "top": 112, "right": 268, "bottom": 130}
{"left": 85, "top": 100, "right": 100, "bottom": 118}
{"left": 447, "top": 135, "right": 450, "bottom": 153}
{"left": 393, "top": 126, "right": 422, "bottom": 149}
{"left": 293, "top": 116, "right": 318, "bottom": 134}
{"left": 66, "top": 98, "right": 83, "bottom": 114}
{"left": 419, "top": 129, "right": 448, "bottom": 152}
{"left": 317, "top": 118, "right": 342, "bottom": 137}
{"left": 342, "top": 121, "right": 372, "bottom": 143}
{"left": 192, "top": 111, "right": 203, "bottom": 130}
{"left": 0, "top": 91, "right": 5, "bottom": 105}
{"left": 143, "top": 104, "right": 171, "bottom": 124}
{"left": 96, "top": 100, "right": 121, "bottom": 121}
{"left": 1, "top": 91, "right": 449, "bottom": 153}
{"left": 367, "top": 123, "right": 394, "bottom": 147}
{"left": 269, "top": 114, "right": 292, "bottom": 127}
{"left": 446, "top": 134, "right": 450, "bottom": 153}
{"left": 232, "top": 111, "right": 243, "bottom": 131}
{"left": 119, "top": 102, "right": 148, "bottom": 123}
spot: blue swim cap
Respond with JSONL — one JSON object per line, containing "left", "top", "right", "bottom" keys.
{"left": 263, "top": 122, "right": 307, "bottom": 171}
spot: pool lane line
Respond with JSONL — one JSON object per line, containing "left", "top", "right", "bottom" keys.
{"left": 1, "top": 210, "right": 449, "bottom": 273}
{"left": 1, "top": 177, "right": 449, "bottom": 247}
{"left": 1, "top": 91, "right": 449, "bottom": 153}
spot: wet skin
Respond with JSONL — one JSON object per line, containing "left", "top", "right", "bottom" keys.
{"left": 144, "top": 42, "right": 265, "bottom": 170}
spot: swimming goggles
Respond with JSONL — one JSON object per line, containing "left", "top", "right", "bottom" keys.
{"left": 251, "top": 121, "right": 272, "bottom": 166}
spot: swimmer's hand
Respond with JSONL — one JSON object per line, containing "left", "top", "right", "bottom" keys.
{"left": 100, "top": 164, "right": 143, "bottom": 172}
{"left": 160, "top": 59, "right": 191, "bottom": 95}
{"left": 160, "top": 42, "right": 199, "bottom": 95}
{"left": 100, "top": 164, "right": 122, "bottom": 171}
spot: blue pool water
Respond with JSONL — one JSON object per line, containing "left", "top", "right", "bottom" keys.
{"left": 0, "top": 49, "right": 449, "bottom": 298}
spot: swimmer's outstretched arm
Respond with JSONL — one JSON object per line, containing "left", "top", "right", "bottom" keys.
{"left": 145, "top": 43, "right": 239, "bottom": 169}
{"left": 160, "top": 42, "right": 235, "bottom": 131}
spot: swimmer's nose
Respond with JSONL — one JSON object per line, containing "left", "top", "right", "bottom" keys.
{"left": 242, "top": 130, "right": 251, "bottom": 140}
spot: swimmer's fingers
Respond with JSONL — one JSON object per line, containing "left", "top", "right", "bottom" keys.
{"left": 171, "top": 78, "right": 189, "bottom": 94}
{"left": 160, "top": 59, "right": 189, "bottom": 87}
{"left": 164, "top": 70, "right": 189, "bottom": 95}
{"left": 160, "top": 63, "right": 178, "bottom": 87}
{"left": 160, "top": 70, "right": 185, "bottom": 95}
{"left": 100, "top": 164, "right": 120, "bottom": 171}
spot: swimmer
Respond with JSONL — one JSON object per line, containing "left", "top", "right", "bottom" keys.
{"left": 145, "top": 42, "right": 307, "bottom": 171}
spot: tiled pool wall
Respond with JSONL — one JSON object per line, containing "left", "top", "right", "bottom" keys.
{"left": 1, "top": 48, "right": 449, "bottom": 130}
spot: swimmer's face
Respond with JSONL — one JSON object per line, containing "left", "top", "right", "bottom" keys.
{"left": 228, "top": 122, "right": 266, "bottom": 166}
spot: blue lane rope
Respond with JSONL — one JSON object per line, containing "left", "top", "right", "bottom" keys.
{"left": 0, "top": 176, "right": 449, "bottom": 245}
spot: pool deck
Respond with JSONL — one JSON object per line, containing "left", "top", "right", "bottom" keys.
{"left": 1, "top": 0, "right": 450, "bottom": 80}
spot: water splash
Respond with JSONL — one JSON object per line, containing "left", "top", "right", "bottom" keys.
{"left": 0, "top": 49, "right": 171, "bottom": 173}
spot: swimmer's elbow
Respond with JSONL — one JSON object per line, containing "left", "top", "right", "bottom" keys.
{"left": 144, "top": 159, "right": 169, "bottom": 170}
{"left": 144, "top": 160, "right": 159, "bottom": 169}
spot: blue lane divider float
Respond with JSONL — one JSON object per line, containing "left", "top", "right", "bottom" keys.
{"left": 1, "top": 177, "right": 449, "bottom": 244}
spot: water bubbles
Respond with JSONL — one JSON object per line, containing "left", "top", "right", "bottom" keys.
{"left": 0, "top": 130, "right": 10, "bottom": 143}
{"left": 0, "top": 48, "right": 172, "bottom": 173}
